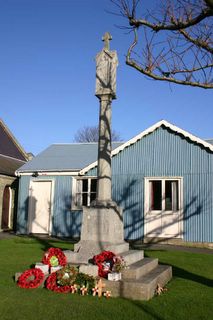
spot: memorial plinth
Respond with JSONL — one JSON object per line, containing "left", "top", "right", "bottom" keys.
{"left": 72, "top": 205, "right": 129, "bottom": 263}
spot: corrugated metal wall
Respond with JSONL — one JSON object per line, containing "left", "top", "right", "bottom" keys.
{"left": 17, "top": 175, "right": 82, "bottom": 237}
{"left": 16, "top": 175, "right": 31, "bottom": 234}
{"left": 17, "top": 126, "right": 213, "bottom": 242}
{"left": 88, "top": 126, "right": 213, "bottom": 242}
{"left": 52, "top": 176, "right": 82, "bottom": 237}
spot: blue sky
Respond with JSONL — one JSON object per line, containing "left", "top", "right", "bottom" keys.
{"left": 0, "top": 0, "right": 212, "bottom": 155}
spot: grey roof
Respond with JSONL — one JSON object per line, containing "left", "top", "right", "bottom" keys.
{"left": 0, "top": 154, "right": 26, "bottom": 176}
{"left": 16, "top": 142, "right": 123, "bottom": 173}
{"left": 205, "top": 139, "right": 213, "bottom": 145}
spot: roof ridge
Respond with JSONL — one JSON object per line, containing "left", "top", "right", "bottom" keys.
{"left": 51, "top": 142, "right": 99, "bottom": 145}
{"left": 80, "top": 119, "right": 213, "bottom": 175}
{"left": 50, "top": 142, "right": 123, "bottom": 146}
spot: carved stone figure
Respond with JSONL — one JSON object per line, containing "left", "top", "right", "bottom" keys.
{"left": 95, "top": 32, "right": 118, "bottom": 98}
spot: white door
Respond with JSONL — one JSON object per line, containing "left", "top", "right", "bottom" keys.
{"left": 144, "top": 178, "right": 183, "bottom": 238}
{"left": 28, "top": 181, "right": 52, "bottom": 234}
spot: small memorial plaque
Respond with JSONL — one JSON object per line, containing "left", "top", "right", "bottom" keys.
{"left": 50, "top": 266, "right": 62, "bottom": 273}
{"left": 108, "top": 272, "right": 121, "bottom": 281}
{"left": 35, "top": 263, "right": 49, "bottom": 275}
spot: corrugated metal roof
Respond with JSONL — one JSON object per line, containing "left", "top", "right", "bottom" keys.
{"left": 16, "top": 142, "right": 123, "bottom": 173}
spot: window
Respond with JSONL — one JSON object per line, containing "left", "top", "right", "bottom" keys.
{"left": 150, "top": 180, "right": 162, "bottom": 210}
{"left": 72, "top": 177, "right": 97, "bottom": 209}
{"left": 145, "top": 177, "right": 183, "bottom": 238}
{"left": 148, "top": 178, "right": 181, "bottom": 212}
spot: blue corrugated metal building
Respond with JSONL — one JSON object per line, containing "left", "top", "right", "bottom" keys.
{"left": 16, "top": 120, "right": 213, "bottom": 244}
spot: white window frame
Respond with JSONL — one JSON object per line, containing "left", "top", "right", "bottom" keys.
{"left": 144, "top": 177, "right": 183, "bottom": 215}
{"left": 72, "top": 177, "right": 97, "bottom": 210}
{"left": 144, "top": 176, "right": 183, "bottom": 238}
{"left": 7, "top": 187, "right": 12, "bottom": 229}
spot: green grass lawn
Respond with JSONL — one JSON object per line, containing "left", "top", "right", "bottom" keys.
{"left": 0, "top": 237, "right": 212, "bottom": 320}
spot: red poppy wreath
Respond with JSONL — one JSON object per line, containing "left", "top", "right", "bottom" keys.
{"left": 45, "top": 272, "right": 71, "bottom": 293}
{"left": 93, "top": 251, "right": 115, "bottom": 278}
{"left": 17, "top": 268, "right": 44, "bottom": 289}
{"left": 42, "top": 247, "right": 67, "bottom": 267}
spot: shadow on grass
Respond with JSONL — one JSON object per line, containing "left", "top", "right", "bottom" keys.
{"left": 15, "top": 234, "right": 76, "bottom": 252}
{"left": 171, "top": 265, "right": 213, "bottom": 288}
{"left": 31, "top": 235, "right": 76, "bottom": 252}
{"left": 143, "top": 250, "right": 167, "bottom": 256}
{"left": 144, "top": 250, "right": 213, "bottom": 288}
{"left": 122, "top": 298, "right": 165, "bottom": 320}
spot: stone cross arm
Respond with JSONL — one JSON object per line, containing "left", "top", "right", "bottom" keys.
{"left": 102, "top": 32, "right": 112, "bottom": 51}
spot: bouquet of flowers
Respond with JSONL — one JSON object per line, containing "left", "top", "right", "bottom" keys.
{"left": 112, "top": 255, "right": 126, "bottom": 273}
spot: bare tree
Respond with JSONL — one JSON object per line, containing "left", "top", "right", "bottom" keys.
{"left": 111, "top": 0, "right": 213, "bottom": 89}
{"left": 74, "top": 125, "right": 122, "bottom": 142}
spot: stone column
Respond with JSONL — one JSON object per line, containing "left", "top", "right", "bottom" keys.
{"left": 96, "top": 94, "right": 112, "bottom": 204}
{"left": 94, "top": 32, "right": 118, "bottom": 206}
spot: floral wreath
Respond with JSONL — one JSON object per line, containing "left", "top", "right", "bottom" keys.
{"left": 45, "top": 268, "right": 96, "bottom": 294}
{"left": 93, "top": 251, "right": 115, "bottom": 278}
{"left": 18, "top": 268, "right": 44, "bottom": 289}
{"left": 45, "top": 272, "right": 71, "bottom": 293}
{"left": 56, "top": 265, "right": 78, "bottom": 286}
{"left": 42, "top": 247, "right": 67, "bottom": 267}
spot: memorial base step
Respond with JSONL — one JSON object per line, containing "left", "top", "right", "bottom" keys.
{"left": 121, "top": 249, "right": 144, "bottom": 266}
{"left": 64, "top": 241, "right": 129, "bottom": 264}
{"left": 105, "top": 264, "right": 172, "bottom": 300}
{"left": 122, "top": 257, "right": 158, "bottom": 280}
{"left": 63, "top": 247, "right": 172, "bottom": 300}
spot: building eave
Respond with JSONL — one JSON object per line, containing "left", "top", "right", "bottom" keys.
{"left": 0, "top": 118, "right": 30, "bottom": 161}
{"left": 16, "top": 169, "right": 80, "bottom": 177}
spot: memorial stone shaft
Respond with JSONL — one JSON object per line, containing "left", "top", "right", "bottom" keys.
{"left": 95, "top": 32, "right": 118, "bottom": 205}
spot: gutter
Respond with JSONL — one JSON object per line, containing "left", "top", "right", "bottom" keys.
{"left": 15, "top": 169, "right": 81, "bottom": 177}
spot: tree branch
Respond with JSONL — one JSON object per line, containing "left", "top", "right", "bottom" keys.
{"left": 179, "top": 29, "right": 213, "bottom": 54}
{"left": 112, "top": 0, "right": 213, "bottom": 89}
{"left": 129, "top": 7, "right": 213, "bottom": 32}
{"left": 126, "top": 58, "right": 213, "bottom": 88}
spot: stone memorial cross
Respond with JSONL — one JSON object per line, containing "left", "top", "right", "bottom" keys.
{"left": 95, "top": 32, "right": 118, "bottom": 206}
{"left": 69, "top": 33, "right": 128, "bottom": 264}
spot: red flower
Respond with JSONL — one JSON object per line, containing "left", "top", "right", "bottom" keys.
{"left": 45, "top": 273, "right": 71, "bottom": 293}
{"left": 17, "top": 268, "right": 44, "bottom": 289}
{"left": 42, "top": 247, "right": 67, "bottom": 267}
{"left": 93, "top": 251, "right": 115, "bottom": 278}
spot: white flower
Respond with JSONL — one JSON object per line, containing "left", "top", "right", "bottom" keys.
{"left": 62, "top": 272, "right": 70, "bottom": 279}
